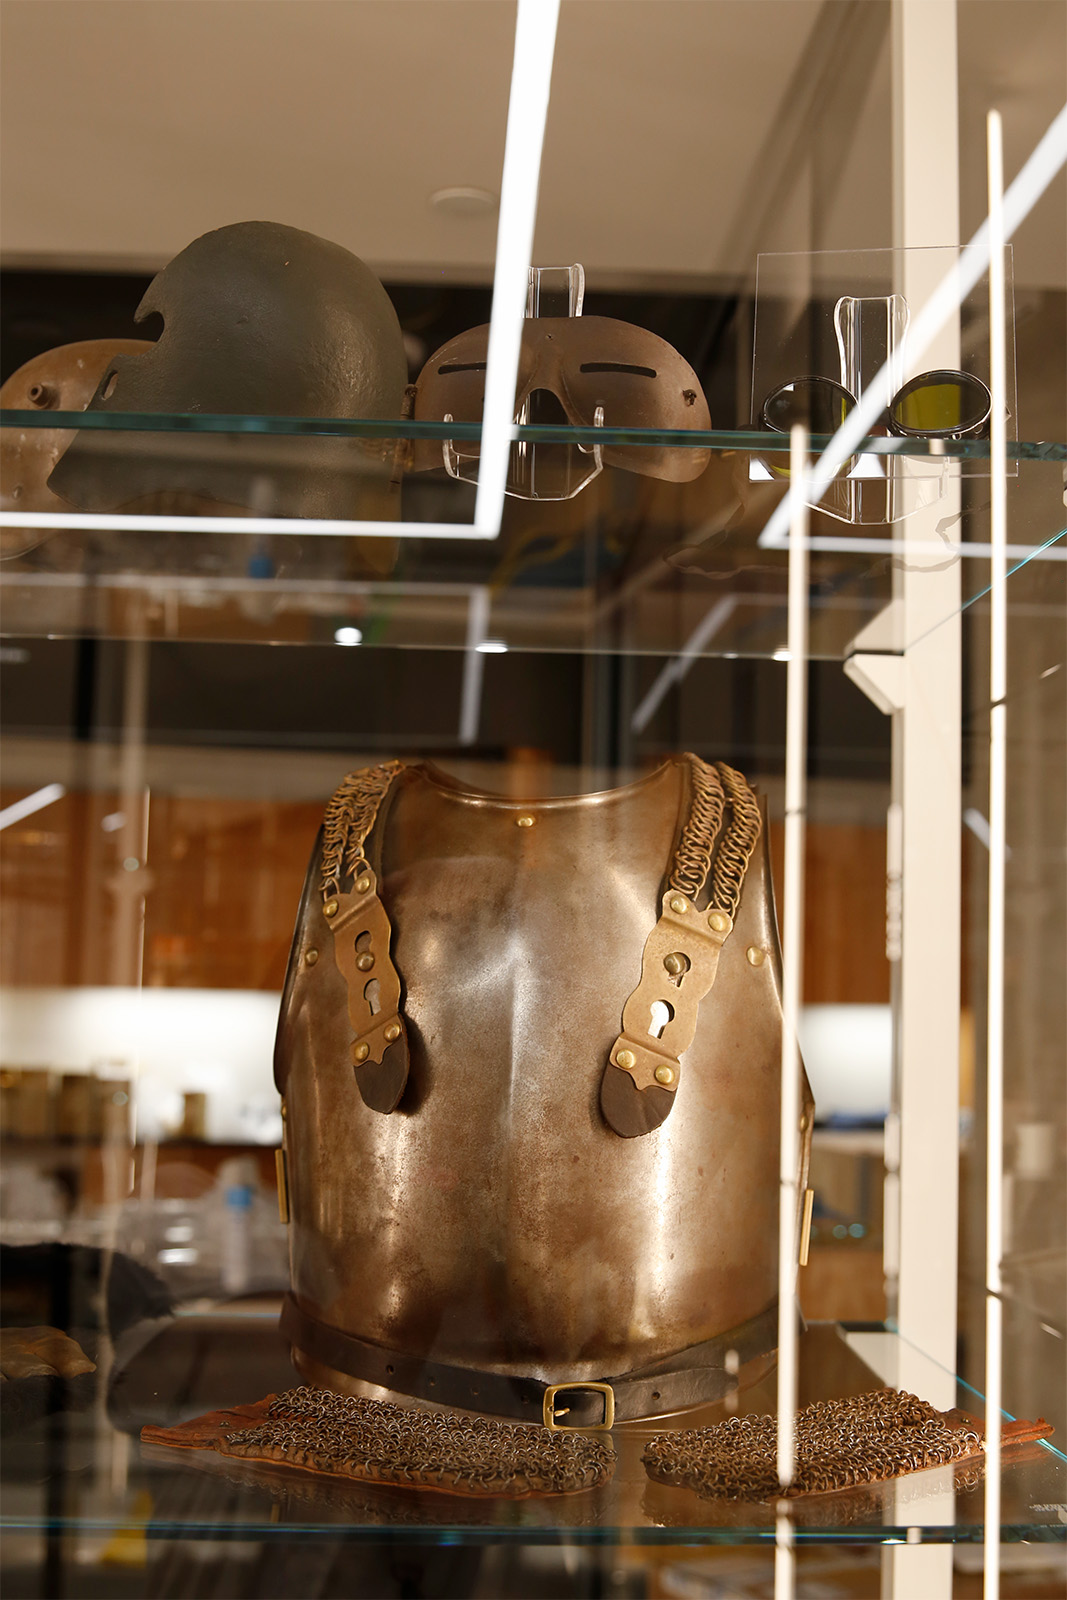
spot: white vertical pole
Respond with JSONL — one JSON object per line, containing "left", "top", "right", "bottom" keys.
{"left": 890, "top": 0, "right": 962, "bottom": 1392}
{"left": 983, "top": 107, "right": 1008, "bottom": 1600}
{"left": 775, "top": 422, "right": 809, "bottom": 1600}
{"left": 886, "top": 6, "right": 961, "bottom": 1595}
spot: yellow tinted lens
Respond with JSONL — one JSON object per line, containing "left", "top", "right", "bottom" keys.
{"left": 894, "top": 381, "right": 962, "bottom": 433}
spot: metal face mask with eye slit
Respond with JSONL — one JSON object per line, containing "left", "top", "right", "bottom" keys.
{"left": 412, "top": 317, "right": 712, "bottom": 498}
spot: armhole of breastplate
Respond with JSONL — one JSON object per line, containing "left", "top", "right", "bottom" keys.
{"left": 274, "top": 826, "right": 324, "bottom": 1095}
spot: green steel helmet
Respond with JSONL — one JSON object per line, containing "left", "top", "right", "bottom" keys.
{"left": 50, "top": 222, "right": 408, "bottom": 521}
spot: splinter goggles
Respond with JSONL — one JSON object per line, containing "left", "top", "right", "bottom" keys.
{"left": 760, "top": 369, "right": 993, "bottom": 442}
{"left": 412, "top": 317, "right": 711, "bottom": 495}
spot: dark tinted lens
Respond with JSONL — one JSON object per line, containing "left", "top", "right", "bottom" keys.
{"left": 762, "top": 377, "right": 853, "bottom": 434}
{"left": 890, "top": 371, "right": 990, "bottom": 436}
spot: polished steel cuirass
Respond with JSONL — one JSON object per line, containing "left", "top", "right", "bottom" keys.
{"left": 275, "top": 758, "right": 813, "bottom": 1418}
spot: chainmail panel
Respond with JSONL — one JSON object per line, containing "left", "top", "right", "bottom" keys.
{"left": 668, "top": 757, "right": 726, "bottom": 903}
{"left": 668, "top": 756, "right": 761, "bottom": 919}
{"left": 710, "top": 761, "right": 763, "bottom": 921}
{"left": 642, "top": 1389, "right": 982, "bottom": 1501}
{"left": 219, "top": 1386, "right": 615, "bottom": 1498}
{"left": 320, "top": 760, "right": 405, "bottom": 900}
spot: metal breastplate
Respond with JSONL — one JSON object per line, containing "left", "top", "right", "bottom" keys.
{"left": 275, "top": 757, "right": 813, "bottom": 1424}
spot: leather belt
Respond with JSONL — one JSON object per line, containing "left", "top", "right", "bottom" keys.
{"left": 280, "top": 1293, "right": 783, "bottom": 1428}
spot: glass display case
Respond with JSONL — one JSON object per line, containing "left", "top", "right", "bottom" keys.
{"left": 1, "top": 3, "right": 1064, "bottom": 1598}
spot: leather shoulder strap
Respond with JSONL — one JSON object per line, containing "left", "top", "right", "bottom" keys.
{"left": 320, "top": 760, "right": 409, "bottom": 1114}
{"left": 601, "top": 756, "right": 761, "bottom": 1138}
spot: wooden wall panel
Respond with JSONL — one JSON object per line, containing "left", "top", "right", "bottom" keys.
{"left": 4, "top": 789, "right": 893, "bottom": 1003}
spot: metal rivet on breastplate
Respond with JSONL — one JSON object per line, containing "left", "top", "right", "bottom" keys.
{"left": 746, "top": 945, "right": 765, "bottom": 967}
{"left": 655, "top": 1065, "right": 675, "bottom": 1086}
{"left": 616, "top": 1049, "right": 636, "bottom": 1070}
{"left": 304, "top": 948, "right": 319, "bottom": 967}
{"left": 708, "top": 910, "right": 731, "bottom": 933}
{"left": 355, "top": 875, "right": 371, "bottom": 894}
{"left": 799, "top": 1111, "right": 810, "bottom": 1133}
{"left": 324, "top": 899, "right": 339, "bottom": 919}
{"left": 354, "top": 1042, "right": 369, "bottom": 1063}
{"left": 663, "top": 952, "right": 686, "bottom": 977}
{"left": 669, "top": 895, "right": 688, "bottom": 915}
{"left": 356, "top": 953, "right": 375, "bottom": 972}
{"left": 384, "top": 1022, "right": 401, "bottom": 1043}
{"left": 516, "top": 814, "right": 536, "bottom": 828}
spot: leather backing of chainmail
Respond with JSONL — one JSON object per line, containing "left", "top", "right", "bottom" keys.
{"left": 321, "top": 760, "right": 405, "bottom": 899}
{"left": 218, "top": 1386, "right": 614, "bottom": 1498}
{"left": 669, "top": 757, "right": 761, "bottom": 919}
{"left": 642, "top": 1390, "right": 983, "bottom": 1501}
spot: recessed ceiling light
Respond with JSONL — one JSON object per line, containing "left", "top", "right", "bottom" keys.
{"left": 334, "top": 626, "right": 363, "bottom": 646}
{"left": 476, "top": 639, "right": 508, "bottom": 654}
{"left": 429, "top": 186, "right": 498, "bottom": 217}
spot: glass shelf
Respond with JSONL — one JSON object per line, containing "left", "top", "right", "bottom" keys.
{"left": 0, "top": 1319, "right": 1062, "bottom": 1558}
{"left": 4, "top": 411, "right": 1066, "bottom": 459}
{"left": 2, "top": 415, "right": 1064, "bottom": 657}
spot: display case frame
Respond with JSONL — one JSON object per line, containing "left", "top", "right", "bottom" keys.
{"left": 1, "top": 3, "right": 1064, "bottom": 1598}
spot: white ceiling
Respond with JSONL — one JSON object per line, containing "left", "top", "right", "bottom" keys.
{"left": 0, "top": 0, "right": 1063, "bottom": 290}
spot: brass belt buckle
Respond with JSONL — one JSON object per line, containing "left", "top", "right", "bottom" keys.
{"left": 542, "top": 1382, "right": 615, "bottom": 1431}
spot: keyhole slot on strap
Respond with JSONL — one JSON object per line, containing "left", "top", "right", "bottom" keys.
{"left": 648, "top": 999, "right": 674, "bottom": 1040}
{"left": 364, "top": 978, "right": 381, "bottom": 1015}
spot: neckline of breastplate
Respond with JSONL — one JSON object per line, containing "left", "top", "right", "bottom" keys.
{"left": 415, "top": 757, "right": 680, "bottom": 811}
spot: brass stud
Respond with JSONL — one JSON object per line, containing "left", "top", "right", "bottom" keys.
{"left": 663, "top": 952, "right": 686, "bottom": 977}
{"left": 746, "top": 945, "right": 765, "bottom": 967}
{"left": 384, "top": 1022, "right": 401, "bottom": 1043}
{"left": 654, "top": 1065, "right": 675, "bottom": 1086}
{"left": 616, "top": 1049, "right": 636, "bottom": 1070}
{"left": 354, "top": 1042, "right": 369, "bottom": 1063}
{"left": 708, "top": 910, "right": 731, "bottom": 934}
{"left": 669, "top": 895, "right": 688, "bottom": 915}
{"left": 516, "top": 814, "right": 536, "bottom": 828}
{"left": 355, "top": 874, "right": 371, "bottom": 895}
{"left": 799, "top": 1112, "right": 810, "bottom": 1133}
{"left": 304, "top": 948, "right": 319, "bottom": 967}
{"left": 356, "top": 953, "right": 375, "bottom": 972}
{"left": 324, "top": 899, "right": 339, "bottom": 919}
{"left": 280, "top": 1099, "right": 287, "bottom": 1121}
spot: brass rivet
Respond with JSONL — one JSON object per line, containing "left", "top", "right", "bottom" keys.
{"left": 799, "top": 1112, "right": 810, "bottom": 1132}
{"left": 324, "top": 899, "right": 339, "bottom": 919}
{"left": 516, "top": 814, "right": 536, "bottom": 828}
{"left": 280, "top": 1100, "right": 287, "bottom": 1121}
{"left": 355, "top": 875, "right": 371, "bottom": 894}
{"left": 616, "top": 1049, "right": 636, "bottom": 1070}
{"left": 746, "top": 945, "right": 765, "bottom": 967}
{"left": 384, "top": 1022, "right": 401, "bottom": 1043}
{"left": 354, "top": 1042, "right": 369, "bottom": 1063}
{"left": 654, "top": 1065, "right": 675, "bottom": 1086}
{"left": 669, "top": 895, "right": 688, "bottom": 915}
{"left": 708, "top": 910, "right": 731, "bottom": 933}
{"left": 663, "top": 952, "right": 685, "bottom": 977}
{"left": 356, "top": 952, "right": 375, "bottom": 972}
{"left": 304, "top": 948, "right": 319, "bottom": 967}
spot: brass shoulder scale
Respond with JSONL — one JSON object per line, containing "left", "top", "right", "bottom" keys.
{"left": 320, "top": 759, "right": 408, "bottom": 1113}
{"left": 601, "top": 758, "right": 762, "bottom": 1137}
{"left": 318, "top": 755, "right": 760, "bottom": 1135}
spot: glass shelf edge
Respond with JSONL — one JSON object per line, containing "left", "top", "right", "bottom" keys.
{"left": 2, "top": 411, "right": 1063, "bottom": 461}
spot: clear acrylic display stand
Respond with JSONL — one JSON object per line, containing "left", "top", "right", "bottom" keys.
{"left": 443, "top": 262, "right": 605, "bottom": 501}
{"left": 750, "top": 246, "right": 1017, "bottom": 524}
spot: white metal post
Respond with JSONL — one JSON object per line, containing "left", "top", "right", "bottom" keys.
{"left": 885, "top": 3, "right": 962, "bottom": 1594}
{"left": 774, "top": 424, "right": 810, "bottom": 1600}
{"left": 983, "top": 107, "right": 1008, "bottom": 1600}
